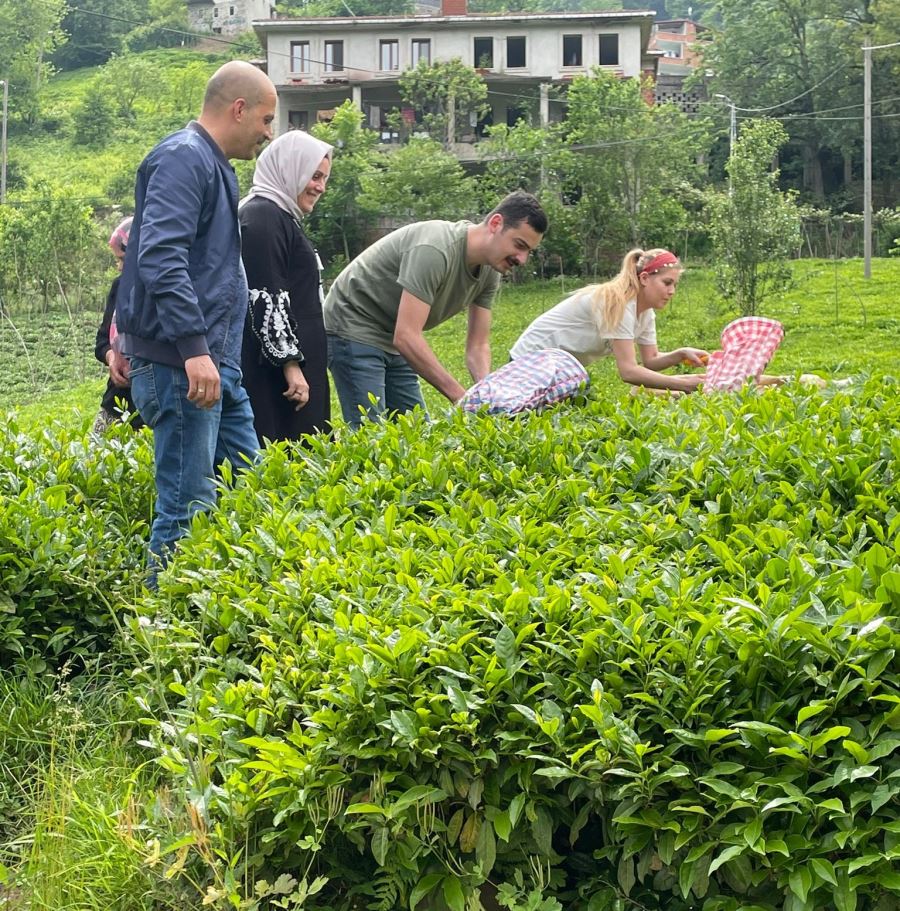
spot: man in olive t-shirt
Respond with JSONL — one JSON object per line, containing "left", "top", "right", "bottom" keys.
{"left": 324, "top": 191, "right": 547, "bottom": 428}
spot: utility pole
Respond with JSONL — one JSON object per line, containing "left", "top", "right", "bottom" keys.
{"left": 0, "top": 79, "right": 8, "bottom": 205}
{"left": 863, "top": 46, "right": 871, "bottom": 279}
{"left": 714, "top": 93, "right": 736, "bottom": 194}
{"left": 861, "top": 38, "right": 900, "bottom": 278}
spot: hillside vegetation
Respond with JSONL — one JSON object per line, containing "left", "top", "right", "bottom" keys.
{"left": 8, "top": 48, "right": 235, "bottom": 204}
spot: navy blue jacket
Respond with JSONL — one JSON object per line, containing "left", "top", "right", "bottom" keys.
{"left": 117, "top": 122, "right": 248, "bottom": 370}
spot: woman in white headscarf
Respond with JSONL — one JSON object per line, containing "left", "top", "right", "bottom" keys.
{"left": 240, "top": 129, "right": 333, "bottom": 443}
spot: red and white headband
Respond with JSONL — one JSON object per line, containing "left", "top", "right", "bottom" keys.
{"left": 639, "top": 251, "right": 680, "bottom": 275}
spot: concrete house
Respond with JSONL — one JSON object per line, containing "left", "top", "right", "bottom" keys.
{"left": 252, "top": 0, "right": 659, "bottom": 152}
{"left": 649, "top": 18, "right": 708, "bottom": 113}
{"left": 187, "top": 0, "right": 277, "bottom": 36}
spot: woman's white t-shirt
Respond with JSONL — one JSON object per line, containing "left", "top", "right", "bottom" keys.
{"left": 510, "top": 290, "right": 657, "bottom": 365}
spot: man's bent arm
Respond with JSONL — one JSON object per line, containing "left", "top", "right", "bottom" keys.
{"left": 393, "top": 291, "right": 467, "bottom": 403}
{"left": 465, "top": 303, "right": 492, "bottom": 383}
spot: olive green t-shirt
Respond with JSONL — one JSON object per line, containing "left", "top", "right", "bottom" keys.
{"left": 323, "top": 220, "right": 501, "bottom": 354}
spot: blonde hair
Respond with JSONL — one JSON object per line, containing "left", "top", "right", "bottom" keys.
{"left": 589, "top": 248, "right": 680, "bottom": 333}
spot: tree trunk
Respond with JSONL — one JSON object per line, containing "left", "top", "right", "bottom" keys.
{"left": 802, "top": 143, "right": 825, "bottom": 203}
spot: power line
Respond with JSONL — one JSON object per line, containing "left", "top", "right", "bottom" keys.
{"left": 725, "top": 62, "right": 852, "bottom": 113}
{"left": 862, "top": 40, "right": 900, "bottom": 51}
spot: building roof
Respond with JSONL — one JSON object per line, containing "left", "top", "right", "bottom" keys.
{"left": 253, "top": 10, "right": 657, "bottom": 30}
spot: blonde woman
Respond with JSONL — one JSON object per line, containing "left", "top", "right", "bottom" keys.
{"left": 510, "top": 248, "right": 708, "bottom": 393}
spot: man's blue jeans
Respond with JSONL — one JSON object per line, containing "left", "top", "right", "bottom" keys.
{"left": 327, "top": 334, "right": 426, "bottom": 429}
{"left": 129, "top": 358, "right": 258, "bottom": 574}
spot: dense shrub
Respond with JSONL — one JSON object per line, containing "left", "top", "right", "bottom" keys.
{"left": 132, "top": 381, "right": 900, "bottom": 911}
{"left": 0, "top": 417, "right": 154, "bottom": 667}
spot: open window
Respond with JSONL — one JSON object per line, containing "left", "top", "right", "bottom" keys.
{"left": 474, "top": 36, "right": 493, "bottom": 68}
{"left": 325, "top": 40, "right": 344, "bottom": 73}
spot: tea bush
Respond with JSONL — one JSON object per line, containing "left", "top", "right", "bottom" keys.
{"left": 132, "top": 381, "right": 900, "bottom": 911}
{"left": 0, "top": 416, "right": 154, "bottom": 666}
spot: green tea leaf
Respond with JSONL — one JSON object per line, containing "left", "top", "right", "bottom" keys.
{"left": 708, "top": 844, "right": 744, "bottom": 875}
{"left": 410, "top": 873, "right": 442, "bottom": 910}
{"left": 442, "top": 876, "right": 465, "bottom": 911}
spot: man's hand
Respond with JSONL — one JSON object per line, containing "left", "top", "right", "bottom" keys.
{"left": 185, "top": 355, "right": 220, "bottom": 408}
{"left": 283, "top": 360, "right": 310, "bottom": 411}
{"left": 105, "top": 349, "right": 131, "bottom": 387}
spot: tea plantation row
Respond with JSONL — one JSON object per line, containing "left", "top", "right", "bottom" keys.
{"left": 99, "top": 381, "right": 900, "bottom": 910}
{"left": 1, "top": 375, "right": 898, "bottom": 909}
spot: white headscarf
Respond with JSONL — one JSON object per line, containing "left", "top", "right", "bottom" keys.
{"left": 241, "top": 130, "right": 334, "bottom": 222}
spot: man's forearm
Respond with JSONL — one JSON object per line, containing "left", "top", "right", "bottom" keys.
{"left": 395, "top": 332, "right": 466, "bottom": 402}
{"left": 466, "top": 342, "right": 491, "bottom": 383}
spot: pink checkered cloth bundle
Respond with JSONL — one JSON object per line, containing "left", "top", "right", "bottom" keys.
{"left": 703, "top": 317, "right": 784, "bottom": 392}
{"left": 461, "top": 348, "right": 589, "bottom": 414}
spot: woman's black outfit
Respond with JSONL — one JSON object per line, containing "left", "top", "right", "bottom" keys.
{"left": 240, "top": 197, "right": 330, "bottom": 443}
{"left": 94, "top": 275, "right": 144, "bottom": 428}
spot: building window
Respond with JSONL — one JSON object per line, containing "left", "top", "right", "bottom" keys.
{"left": 562, "top": 34, "right": 582, "bottom": 67}
{"left": 506, "top": 36, "right": 526, "bottom": 69}
{"left": 474, "top": 36, "right": 493, "bottom": 68}
{"left": 229, "top": 5, "right": 235, "bottom": 14}
{"left": 288, "top": 110, "right": 309, "bottom": 131}
{"left": 325, "top": 40, "right": 344, "bottom": 72}
{"left": 213, "top": 6, "right": 218, "bottom": 15}
{"left": 290, "top": 41, "right": 310, "bottom": 73}
{"left": 411, "top": 38, "right": 431, "bottom": 66}
{"left": 379, "top": 39, "right": 400, "bottom": 71}
{"left": 599, "top": 34, "right": 619, "bottom": 66}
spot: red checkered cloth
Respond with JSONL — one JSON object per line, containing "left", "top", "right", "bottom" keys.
{"left": 703, "top": 317, "right": 784, "bottom": 392}
{"left": 461, "top": 348, "right": 589, "bottom": 414}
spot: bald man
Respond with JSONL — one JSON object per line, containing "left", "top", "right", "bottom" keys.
{"left": 116, "top": 61, "right": 277, "bottom": 584}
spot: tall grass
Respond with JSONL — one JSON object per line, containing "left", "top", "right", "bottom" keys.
{"left": 0, "top": 667, "right": 187, "bottom": 911}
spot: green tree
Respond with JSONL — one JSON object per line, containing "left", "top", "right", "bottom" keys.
{"left": 698, "top": 0, "right": 893, "bottom": 205}
{"left": 481, "top": 119, "right": 583, "bottom": 273}
{"left": 0, "top": 0, "right": 66, "bottom": 125}
{"left": 358, "top": 138, "right": 478, "bottom": 223}
{"left": 99, "top": 54, "right": 167, "bottom": 120}
{"left": 306, "top": 101, "right": 379, "bottom": 264}
{"left": 0, "top": 181, "right": 99, "bottom": 308}
{"left": 168, "top": 60, "right": 218, "bottom": 119}
{"left": 72, "top": 80, "right": 117, "bottom": 147}
{"left": 398, "top": 58, "right": 488, "bottom": 146}
{"left": 562, "top": 69, "right": 709, "bottom": 271}
{"left": 123, "top": 0, "right": 190, "bottom": 52}
{"left": 53, "top": 0, "right": 145, "bottom": 70}
{"left": 705, "top": 119, "right": 802, "bottom": 316}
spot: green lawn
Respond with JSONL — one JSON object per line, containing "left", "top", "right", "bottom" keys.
{"left": 2, "top": 257, "right": 897, "bottom": 426}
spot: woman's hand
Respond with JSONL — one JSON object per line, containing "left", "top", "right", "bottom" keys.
{"left": 678, "top": 373, "right": 705, "bottom": 392}
{"left": 283, "top": 361, "right": 310, "bottom": 410}
{"left": 678, "top": 347, "right": 710, "bottom": 367}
